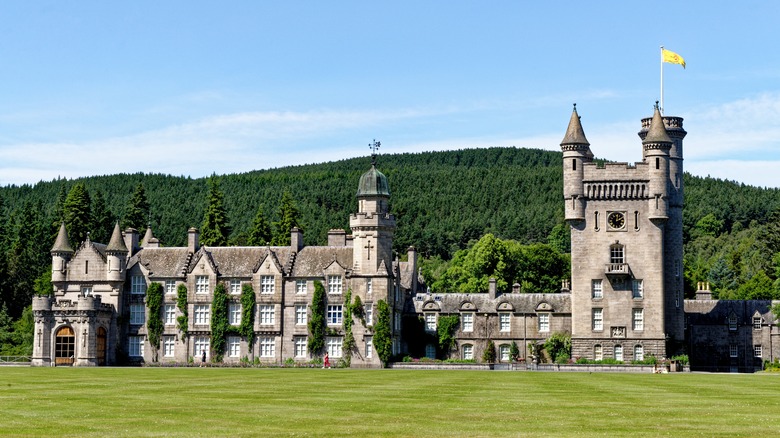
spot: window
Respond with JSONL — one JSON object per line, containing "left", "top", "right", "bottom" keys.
{"left": 365, "top": 304, "right": 373, "bottom": 325}
{"left": 632, "top": 279, "right": 643, "bottom": 299}
{"left": 632, "top": 309, "right": 644, "bottom": 331}
{"left": 194, "top": 305, "right": 210, "bottom": 326}
{"left": 326, "top": 337, "right": 343, "bottom": 358}
{"left": 295, "top": 305, "right": 307, "bottom": 325}
{"left": 196, "top": 276, "right": 209, "bottom": 294}
{"left": 128, "top": 336, "right": 144, "bottom": 357}
{"left": 130, "top": 304, "right": 145, "bottom": 325}
{"left": 164, "top": 304, "right": 176, "bottom": 326}
{"left": 296, "top": 280, "right": 307, "bottom": 294}
{"left": 753, "top": 317, "right": 762, "bottom": 330}
{"left": 729, "top": 344, "right": 738, "bottom": 358}
{"left": 328, "top": 275, "right": 342, "bottom": 294}
{"left": 594, "top": 344, "right": 603, "bottom": 361}
{"left": 462, "top": 344, "right": 474, "bottom": 360}
{"left": 728, "top": 315, "right": 738, "bottom": 331}
{"left": 614, "top": 345, "right": 623, "bottom": 361}
{"left": 592, "top": 280, "right": 603, "bottom": 299}
{"left": 163, "top": 336, "right": 175, "bottom": 358}
{"left": 261, "top": 276, "right": 275, "bottom": 294}
{"left": 229, "top": 303, "right": 241, "bottom": 326}
{"left": 131, "top": 275, "right": 146, "bottom": 294}
{"left": 194, "top": 336, "right": 210, "bottom": 359}
{"left": 259, "top": 337, "right": 275, "bottom": 357}
{"left": 634, "top": 345, "right": 644, "bottom": 362}
{"left": 499, "top": 313, "right": 511, "bottom": 332}
{"left": 610, "top": 244, "right": 624, "bottom": 264}
{"left": 367, "top": 279, "right": 373, "bottom": 294}
{"left": 81, "top": 286, "right": 92, "bottom": 296}
{"left": 260, "top": 305, "right": 275, "bottom": 325}
{"left": 461, "top": 313, "right": 474, "bottom": 332}
{"left": 592, "top": 308, "right": 603, "bottom": 331}
{"left": 394, "top": 313, "right": 401, "bottom": 331}
{"left": 230, "top": 280, "right": 241, "bottom": 295}
{"left": 228, "top": 336, "right": 240, "bottom": 358}
{"left": 425, "top": 313, "right": 437, "bottom": 332}
{"left": 499, "top": 344, "right": 510, "bottom": 362}
{"left": 754, "top": 345, "right": 762, "bottom": 358}
{"left": 425, "top": 344, "right": 436, "bottom": 359}
{"left": 294, "top": 337, "right": 307, "bottom": 358}
{"left": 327, "top": 305, "right": 343, "bottom": 325}
{"left": 165, "top": 280, "right": 176, "bottom": 295}
{"left": 538, "top": 313, "right": 550, "bottom": 332}
{"left": 365, "top": 337, "right": 373, "bottom": 359}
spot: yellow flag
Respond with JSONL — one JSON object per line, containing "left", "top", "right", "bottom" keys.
{"left": 662, "top": 48, "right": 686, "bottom": 69}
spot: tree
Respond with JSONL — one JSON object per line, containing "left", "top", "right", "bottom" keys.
{"left": 123, "top": 183, "right": 150, "bottom": 232}
{"left": 145, "top": 282, "right": 164, "bottom": 362}
{"left": 272, "top": 191, "right": 301, "bottom": 246}
{"left": 63, "top": 182, "right": 92, "bottom": 245}
{"left": 200, "top": 176, "right": 231, "bottom": 246}
{"left": 695, "top": 213, "right": 724, "bottom": 238}
{"left": 247, "top": 204, "right": 272, "bottom": 246}
{"left": 436, "top": 315, "right": 459, "bottom": 358}
{"left": 50, "top": 185, "right": 68, "bottom": 243}
{"left": 482, "top": 340, "right": 497, "bottom": 363}
{"left": 308, "top": 281, "right": 326, "bottom": 356}
{"left": 543, "top": 332, "right": 572, "bottom": 364}
{"left": 90, "top": 190, "right": 113, "bottom": 243}
{"left": 374, "top": 300, "right": 393, "bottom": 366}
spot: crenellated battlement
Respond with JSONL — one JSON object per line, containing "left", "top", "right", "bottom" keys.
{"left": 584, "top": 181, "right": 650, "bottom": 200}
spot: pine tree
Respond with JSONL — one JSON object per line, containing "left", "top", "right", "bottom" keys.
{"left": 200, "top": 176, "right": 231, "bottom": 246}
{"left": 50, "top": 185, "right": 68, "bottom": 243}
{"left": 272, "top": 191, "right": 301, "bottom": 246}
{"left": 63, "top": 182, "right": 92, "bottom": 245}
{"left": 123, "top": 183, "right": 150, "bottom": 233}
{"left": 247, "top": 204, "right": 272, "bottom": 246}
{"left": 91, "top": 190, "right": 113, "bottom": 244}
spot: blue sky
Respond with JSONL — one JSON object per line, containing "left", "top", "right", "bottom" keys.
{"left": 1, "top": 1, "right": 779, "bottom": 187}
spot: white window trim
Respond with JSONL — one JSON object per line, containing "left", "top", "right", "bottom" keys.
{"left": 462, "top": 312, "right": 474, "bottom": 333}
{"left": 195, "top": 276, "right": 209, "bottom": 294}
{"left": 499, "top": 313, "right": 511, "bottom": 332}
{"left": 295, "top": 305, "right": 307, "bottom": 326}
{"left": 261, "top": 276, "right": 275, "bottom": 294}
{"left": 260, "top": 305, "right": 275, "bottom": 325}
{"left": 592, "top": 279, "right": 603, "bottom": 299}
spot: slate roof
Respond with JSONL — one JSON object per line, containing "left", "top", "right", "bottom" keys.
{"left": 412, "top": 291, "right": 572, "bottom": 314}
{"left": 642, "top": 105, "right": 673, "bottom": 145}
{"left": 685, "top": 299, "right": 777, "bottom": 324}
{"left": 290, "top": 246, "right": 353, "bottom": 277}
{"left": 135, "top": 248, "right": 191, "bottom": 278}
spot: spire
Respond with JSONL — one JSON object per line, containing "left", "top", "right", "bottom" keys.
{"left": 560, "top": 103, "right": 590, "bottom": 146}
{"left": 643, "top": 102, "right": 673, "bottom": 145}
{"left": 106, "top": 222, "right": 128, "bottom": 253}
{"left": 141, "top": 226, "right": 153, "bottom": 247}
{"left": 51, "top": 222, "right": 74, "bottom": 254}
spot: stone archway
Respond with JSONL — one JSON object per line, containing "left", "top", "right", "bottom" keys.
{"left": 96, "top": 327, "right": 107, "bottom": 366}
{"left": 55, "top": 326, "right": 75, "bottom": 366}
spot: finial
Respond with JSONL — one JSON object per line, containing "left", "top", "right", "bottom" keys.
{"left": 369, "top": 139, "right": 381, "bottom": 166}
{"left": 573, "top": 103, "right": 577, "bottom": 111}
{"left": 86, "top": 232, "right": 90, "bottom": 241}
{"left": 655, "top": 101, "right": 660, "bottom": 110}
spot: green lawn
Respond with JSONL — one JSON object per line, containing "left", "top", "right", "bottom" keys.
{"left": 0, "top": 368, "right": 779, "bottom": 437}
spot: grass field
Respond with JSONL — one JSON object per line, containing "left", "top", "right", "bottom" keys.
{"left": 1, "top": 368, "right": 779, "bottom": 437}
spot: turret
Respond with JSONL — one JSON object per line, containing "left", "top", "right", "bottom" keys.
{"left": 560, "top": 104, "right": 592, "bottom": 222}
{"left": 51, "top": 222, "right": 74, "bottom": 282}
{"left": 106, "top": 222, "right": 128, "bottom": 282}
{"left": 641, "top": 104, "right": 673, "bottom": 221}
{"left": 350, "top": 143, "right": 396, "bottom": 274}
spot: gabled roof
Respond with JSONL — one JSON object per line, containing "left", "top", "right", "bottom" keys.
{"left": 136, "top": 247, "right": 192, "bottom": 278}
{"left": 290, "top": 246, "right": 353, "bottom": 277}
{"left": 413, "top": 292, "right": 572, "bottom": 314}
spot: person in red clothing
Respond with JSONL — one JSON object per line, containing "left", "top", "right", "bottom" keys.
{"left": 323, "top": 352, "right": 331, "bottom": 369}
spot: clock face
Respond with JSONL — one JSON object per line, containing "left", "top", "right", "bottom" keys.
{"left": 607, "top": 212, "right": 626, "bottom": 229}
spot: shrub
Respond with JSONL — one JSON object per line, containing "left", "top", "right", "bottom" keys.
{"left": 543, "top": 332, "right": 571, "bottom": 363}
{"left": 483, "top": 340, "right": 497, "bottom": 363}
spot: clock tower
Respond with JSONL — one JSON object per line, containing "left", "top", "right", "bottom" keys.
{"left": 563, "top": 104, "right": 686, "bottom": 361}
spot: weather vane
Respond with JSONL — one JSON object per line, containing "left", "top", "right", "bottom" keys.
{"left": 369, "top": 139, "right": 381, "bottom": 165}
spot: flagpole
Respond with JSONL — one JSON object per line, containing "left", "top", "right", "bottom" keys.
{"left": 660, "top": 45, "right": 664, "bottom": 114}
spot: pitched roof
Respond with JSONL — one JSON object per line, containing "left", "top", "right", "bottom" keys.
{"left": 290, "top": 246, "right": 353, "bottom": 277}
{"left": 51, "top": 222, "right": 74, "bottom": 253}
{"left": 136, "top": 247, "right": 192, "bottom": 278}
{"left": 412, "top": 291, "right": 572, "bottom": 314}
{"left": 560, "top": 105, "right": 590, "bottom": 146}
{"left": 106, "top": 222, "right": 128, "bottom": 253}
{"left": 642, "top": 105, "right": 673, "bottom": 145}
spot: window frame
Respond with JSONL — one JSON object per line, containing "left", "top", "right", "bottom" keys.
{"left": 632, "top": 279, "right": 643, "bottom": 299}
{"left": 128, "top": 336, "right": 144, "bottom": 357}
{"left": 295, "top": 305, "right": 307, "bottom": 326}
{"left": 592, "top": 279, "right": 603, "bottom": 299}
{"left": 326, "top": 305, "right": 343, "bottom": 326}
{"left": 259, "top": 337, "right": 275, "bottom": 358}
{"left": 163, "top": 336, "right": 175, "bottom": 358}
{"left": 194, "top": 304, "right": 210, "bottom": 326}
{"left": 328, "top": 275, "right": 343, "bottom": 294}
{"left": 538, "top": 313, "right": 550, "bottom": 333}
{"left": 227, "top": 336, "right": 241, "bottom": 358}
{"left": 229, "top": 280, "right": 241, "bottom": 295}
{"left": 592, "top": 308, "right": 603, "bottom": 331}
{"left": 461, "top": 312, "right": 474, "bottom": 333}
{"left": 294, "top": 337, "right": 307, "bottom": 358}
{"left": 326, "top": 336, "right": 343, "bottom": 358}
{"left": 632, "top": 308, "right": 644, "bottom": 331}
{"left": 129, "top": 303, "right": 145, "bottom": 325}
{"left": 614, "top": 344, "right": 623, "bottom": 361}
{"left": 131, "top": 275, "right": 146, "bottom": 295}
{"left": 165, "top": 280, "right": 176, "bottom": 295}
{"left": 499, "top": 313, "right": 511, "bottom": 332}
{"left": 164, "top": 304, "right": 176, "bottom": 326}
{"left": 260, "top": 276, "right": 275, "bottom": 294}
{"left": 228, "top": 302, "right": 241, "bottom": 326}
{"left": 195, "top": 276, "right": 209, "bottom": 294}
{"left": 259, "top": 305, "right": 275, "bottom": 325}
{"left": 462, "top": 344, "right": 474, "bottom": 360}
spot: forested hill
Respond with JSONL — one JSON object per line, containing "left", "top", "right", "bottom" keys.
{"left": 1, "top": 147, "right": 779, "bottom": 257}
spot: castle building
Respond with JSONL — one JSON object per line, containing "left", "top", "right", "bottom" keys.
{"left": 32, "top": 106, "right": 780, "bottom": 371}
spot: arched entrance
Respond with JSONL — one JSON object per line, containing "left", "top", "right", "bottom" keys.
{"left": 55, "top": 326, "right": 75, "bottom": 366}
{"left": 96, "top": 327, "right": 107, "bottom": 366}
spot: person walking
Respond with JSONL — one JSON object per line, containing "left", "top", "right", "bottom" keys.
{"left": 201, "top": 350, "right": 207, "bottom": 367}
{"left": 323, "top": 352, "right": 330, "bottom": 369}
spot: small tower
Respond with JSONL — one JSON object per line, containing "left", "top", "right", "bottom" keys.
{"left": 51, "top": 222, "right": 74, "bottom": 282}
{"left": 642, "top": 104, "right": 672, "bottom": 221}
{"left": 350, "top": 141, "right": 396, "bottom": 275}
{"left": 560, "top": 104, "right": 593, "bottom": 222}
{"left": 106, "top": 222, "right": 128, "bottom": 282}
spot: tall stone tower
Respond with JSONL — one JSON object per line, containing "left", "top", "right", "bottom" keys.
{"left": 563, "top": 104, "right": 686, "bottom": 361}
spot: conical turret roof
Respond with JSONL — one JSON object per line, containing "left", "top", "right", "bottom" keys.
{"left": 51, "top": 222, "right": 74, "bottom": 253}
{"left": 106, "top": 222, "right": 128, "bottom": 253}
{"left": 642, "top": 104, "right": 672, "bottom": 145}
{"left": 141, "top": 227, "right": 153, "bottom": 247}
{"left": 357, "top": 164, "right": 391, "bottom": 198}
{"left": 560, "top": 104, "right": 590, "bottom": 146}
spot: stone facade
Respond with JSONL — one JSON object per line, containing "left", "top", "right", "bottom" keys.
{"left": 32, "top": 106, "right": 780, "bottom": 371}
